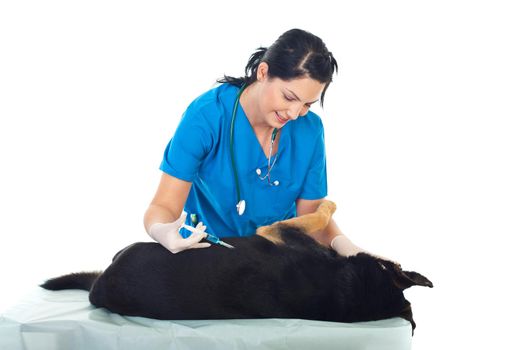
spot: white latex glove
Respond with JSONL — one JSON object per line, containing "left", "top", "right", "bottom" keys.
{"left": 330, "top": 235, "right": 399, "bottom": 265}
{"left": 330, "top": 235, "right": 365, "bottom": 257}
{"left": 148, "top": 212, "right": 211, "bottom": 254}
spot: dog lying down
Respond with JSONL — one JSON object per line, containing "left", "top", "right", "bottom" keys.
{"left": 41, "top": 201, "right": 432, "bottom": 333}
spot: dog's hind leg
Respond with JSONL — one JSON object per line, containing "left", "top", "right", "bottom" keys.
{"left": 256, "top": 200, "right": 336, "bottom": 244}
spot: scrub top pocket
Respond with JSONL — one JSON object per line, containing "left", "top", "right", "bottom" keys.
{"left": 245, "top": 172, "right": 300, "bottom": 227}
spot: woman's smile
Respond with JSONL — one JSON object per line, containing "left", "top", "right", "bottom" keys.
{"left": 275, "top": 111, "right": 289, "bottom": 124}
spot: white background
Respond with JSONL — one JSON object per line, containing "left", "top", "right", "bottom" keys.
{"left": 1, "top": 1, "right": 522, "bottom": 348}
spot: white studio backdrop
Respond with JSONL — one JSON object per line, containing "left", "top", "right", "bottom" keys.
{"left": 1, "top": 1, "right": 522, "bottom": 349}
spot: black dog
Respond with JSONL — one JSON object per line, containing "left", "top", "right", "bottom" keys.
{"left": 41, "top": 201, "right": 432, "bottom": 333}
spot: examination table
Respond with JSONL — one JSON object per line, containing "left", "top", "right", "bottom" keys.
{"left": 0, "top": 288, "right": 412, "bottom": 350}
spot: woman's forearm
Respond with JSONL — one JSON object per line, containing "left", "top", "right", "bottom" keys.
{"left": 308, "top": 217, "right": 343, "bottom": 247}
{"left": 143, "top": 204, "right": 181, "bottom": 233}
{"left": 144, "top": 174, "right": 192, "bottom": 233}
{"left": 300, "top": 205, "right": 365, "bottom": 256}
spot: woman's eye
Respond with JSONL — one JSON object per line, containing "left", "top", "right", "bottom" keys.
{"left": 283, "top": 95, "right": 293, "bottom": 101}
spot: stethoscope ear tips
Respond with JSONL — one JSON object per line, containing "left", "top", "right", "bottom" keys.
{"left": 256, "top": 168, "right": 280, "bottom": 186}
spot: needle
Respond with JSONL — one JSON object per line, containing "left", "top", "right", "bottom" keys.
{"left": 181, "top": 224, "right": 235, "bottom": 249}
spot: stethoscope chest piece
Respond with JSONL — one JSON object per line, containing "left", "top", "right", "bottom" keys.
{"left": 236, "top": 200, "right": 246, "bottom": 215}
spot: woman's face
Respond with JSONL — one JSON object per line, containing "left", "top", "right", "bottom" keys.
{"left": 255, "top": 63, "right": 326, "bottom": 129}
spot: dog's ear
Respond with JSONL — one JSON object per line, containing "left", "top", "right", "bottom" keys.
{"left": 378, "top": 259, "right": 433, "bottom": 290}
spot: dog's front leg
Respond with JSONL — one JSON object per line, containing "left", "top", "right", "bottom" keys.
{"left": 256, "top": 200, "right": 336, "bottom": 244}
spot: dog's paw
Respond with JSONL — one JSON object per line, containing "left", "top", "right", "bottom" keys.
{"left": 319, "top": 200, "right": 337, "bottom": 215}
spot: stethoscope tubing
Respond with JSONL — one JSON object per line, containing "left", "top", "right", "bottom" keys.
{"left": 230, "top": 84, "right": 279, "bottom": 215}
{"left": 230, "top": 85, "right": 246, "bottom": 215}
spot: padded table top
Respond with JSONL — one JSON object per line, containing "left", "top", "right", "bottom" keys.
{"left": 0, "top": 288, "right": 412, "bottom": 350}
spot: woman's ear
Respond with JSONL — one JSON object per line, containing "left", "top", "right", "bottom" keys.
{"left": 257, "top": 62, "right": 269, "bottom": 81}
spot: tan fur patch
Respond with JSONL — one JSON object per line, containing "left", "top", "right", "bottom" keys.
{"left": 255, "top": 200, "right": 337, "bottom": 244}
{"left": 276, "top": 200, "right": 337, "bottom": 234}
{"left": 255, "top": 225, "right": 284, "bottom": 245}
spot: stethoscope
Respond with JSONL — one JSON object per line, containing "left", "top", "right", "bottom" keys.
{"left": 230, "top": 85, "right": 280, "bottom": 216}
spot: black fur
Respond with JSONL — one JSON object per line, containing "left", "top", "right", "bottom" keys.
{"left": 41, "top": 224, "right": 432, "bottom": 333}
{"left": 40, "top": 271, "right": 101, "bottom": 291}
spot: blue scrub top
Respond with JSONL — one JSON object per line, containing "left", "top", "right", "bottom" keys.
{"left": 160, "top": 83, "right": 328, "bottom": 238}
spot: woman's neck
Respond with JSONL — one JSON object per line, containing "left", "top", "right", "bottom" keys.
{"left": 239, "top": 83, "right": 272, "bottom": 132}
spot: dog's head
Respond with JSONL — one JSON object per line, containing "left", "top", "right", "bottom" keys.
{"left": 342, "top": 254, "right": 433, "bottom": 334}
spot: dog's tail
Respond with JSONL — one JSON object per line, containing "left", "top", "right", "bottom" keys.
{"left": 40, "top": 271, "right": 102, "bottom": 291}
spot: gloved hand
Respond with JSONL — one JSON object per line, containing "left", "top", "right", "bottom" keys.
{"left": 330, "top": 235, "right": 400, "bottom": 265}
{"left": 148, "top": 212, "right": 211, "bottom": 254}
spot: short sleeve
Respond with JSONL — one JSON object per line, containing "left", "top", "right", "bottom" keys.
{"left": 159, "top": 105, "right": 214, "bottom": 182}
{"left": 298, "top": 126, "right": 328, "bottom": 200}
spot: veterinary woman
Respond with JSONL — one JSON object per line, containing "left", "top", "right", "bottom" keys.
{"left": 144, "top": 29, "right": 365, "bottom": 257}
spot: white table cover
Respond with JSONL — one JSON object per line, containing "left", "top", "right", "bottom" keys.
{"left": 0, "top": 288, "right": 412, "bottom": 350}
